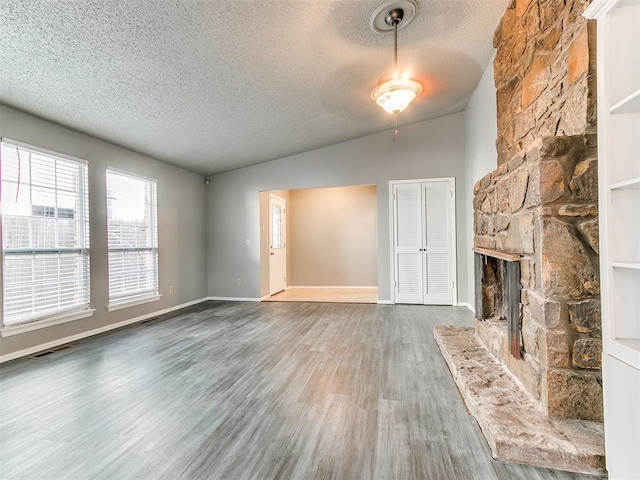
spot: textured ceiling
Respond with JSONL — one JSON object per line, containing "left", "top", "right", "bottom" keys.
{"left": 0, "top": 0, "right": 509, "bottom": 176}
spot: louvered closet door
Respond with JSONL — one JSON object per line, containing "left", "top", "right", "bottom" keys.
{"left": 392, "top": 179, "right": 455, "bottom": 305}
{"left": 393, "top": 183, "right": 423, "bottom": 304}
{"left": 423, "top": 181, "right": 453, "bottom": 304}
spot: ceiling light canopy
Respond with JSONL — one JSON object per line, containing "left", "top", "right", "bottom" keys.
{"left": 370, "top": 1, "right": 422, "bottom": 118}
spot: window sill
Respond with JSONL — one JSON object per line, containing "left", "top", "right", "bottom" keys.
{"left": 1, "top": 308, "right": 96, "bottom": 337}
{"left": 107, "top": 294, "right": 162, "bottom": 312}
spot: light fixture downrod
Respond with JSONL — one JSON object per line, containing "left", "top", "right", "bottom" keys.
{"left": 371, "top": 6, "right": 422, "bottom": 121}
{"left": 385, "top": 8, "right": 404, "bottom": 70}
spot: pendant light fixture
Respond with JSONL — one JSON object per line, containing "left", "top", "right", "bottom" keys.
{"left": 370, "top": 1, "right": 422, "bottom": 139}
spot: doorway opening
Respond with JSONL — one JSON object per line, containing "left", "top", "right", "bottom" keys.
{"left": 259, "top": 185, "right": 378, "bottom": 303}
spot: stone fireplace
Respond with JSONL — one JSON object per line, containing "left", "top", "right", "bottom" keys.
{"left": 470, "top": 0, "right": 602, "bottom": 424}
{"left": 473, "top": 134, "right": 602, "bottom": 422}
{"left": 435, "top": 0, "right": 605, "bottom": 475}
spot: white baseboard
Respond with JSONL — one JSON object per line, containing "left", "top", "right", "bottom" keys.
{"left": 207, "top": 296, "right": 261, "bottom": 302}
{"left": 457, "top": 302, "right": 475, "bottom": 313}
{"left": 375, "top": 301, "right": 473, "bottom": 309}
{"left": 0, "top": 297, "right": 209, "bottom": 364}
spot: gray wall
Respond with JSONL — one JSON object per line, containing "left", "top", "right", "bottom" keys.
{"left": 289, "top": 185, "right": 377, "bottom": 287}
{"left": 206, "top": 113, "right": 469, "bottom": 303}
{"left": 0, "top": 105, "right": 208, "bottom": 358}
{"left": 0, "top": 72, "right": 497, "bottom": 358}
{"left": 463, "top": 58, "right": 499, "bottom": 309}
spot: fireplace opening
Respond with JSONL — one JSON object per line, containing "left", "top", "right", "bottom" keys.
{"left": 474, "top": 248, "right": 522, "bottom": 359}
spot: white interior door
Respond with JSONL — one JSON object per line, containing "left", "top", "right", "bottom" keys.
{"left": 393, "top": 183, "right": 424, "bottom": 304}
{"left": 269, "top": 194, "right": 287, "bottom": 295}
{"left": 392, "top": 178, "right": 456, "bottom": 305}
{"left": 423, "top": 180, "right": 454, "bottom": 305}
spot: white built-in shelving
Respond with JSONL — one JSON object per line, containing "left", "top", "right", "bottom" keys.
{"left": 584, "top": 0, "right": 640, "bottom": 478}
{"left": 587, "top": 0, "right": 640, "bottom": 366}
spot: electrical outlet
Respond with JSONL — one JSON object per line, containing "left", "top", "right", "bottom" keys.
{"left": 236, "top": 278, "right": 241, "bottom": 286}
{"left": 245, "top": 239, "right": 252, "bottom": 246}
{"left": 169, "top": 285, "right": 174, "bottom": 293}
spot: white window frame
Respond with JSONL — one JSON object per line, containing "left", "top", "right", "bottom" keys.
{"left": 106, "top": 168, "right": 160, "bottom": 311}
{"left": 0, "top": 138, "right": 94, "bottom": 337}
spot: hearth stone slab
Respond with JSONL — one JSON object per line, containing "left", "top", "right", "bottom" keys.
{"left": 434, "top": 325, "right": 606, "bottom": 477}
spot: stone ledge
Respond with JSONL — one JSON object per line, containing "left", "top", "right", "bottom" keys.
{"left": 434, "top": 325, "right": 606, "bottom": 477}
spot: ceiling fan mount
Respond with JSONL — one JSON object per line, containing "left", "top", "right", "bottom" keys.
{"left": 369, "top": 0, "right": 418, "bottom": 34}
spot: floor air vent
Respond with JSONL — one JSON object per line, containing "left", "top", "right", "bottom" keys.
{"left": 29, "top": 344, "right": 74, "bottom": 358}
{"left": 141, "top": 317, "right": 161, "bottom": 325}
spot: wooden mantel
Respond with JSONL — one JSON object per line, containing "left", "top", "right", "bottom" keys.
{"left": 473, "top": 247, "right": 521, "bottom": 262}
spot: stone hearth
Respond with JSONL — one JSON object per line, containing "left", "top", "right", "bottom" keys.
{"left": 434, "top": 326, "right": 605, "bottom": 477}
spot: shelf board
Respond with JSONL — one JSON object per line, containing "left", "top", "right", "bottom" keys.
{"left": 608, "top": 339, "right": 640, "bottom": 371}
{"left": 612, "top": 261, "right": 640, "bottom": 269}
{"left": 611, "top": 177, "right": 640, "bottom": 190}
{"left": 610, "top": 89, "right": 640, "bottom": 114}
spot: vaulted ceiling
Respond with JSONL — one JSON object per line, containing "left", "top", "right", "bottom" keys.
{"left": 0, "top": 1, "right": 509, "bottom": 176}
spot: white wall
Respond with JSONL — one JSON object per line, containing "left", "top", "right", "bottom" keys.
{"left": 206, "top": 113, "right": 468, "bottom": 303}
{"left": 289, "top": 185, "right": 377, "bottom": 287}
{"left": 0, "top": 105, "right": 208, "bottom": 359}
{"left": 464, "top": 58, "right": 499, "bottom": 310}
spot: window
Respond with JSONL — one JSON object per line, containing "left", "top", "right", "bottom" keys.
{"left": 271, "top": 203, "right": 282, "bottom": 248}
{"left": 106, "top": 169, "right": 159, "bottom": 309}
{"left": 1, "top": 140, "right": 91, "bottom": 328}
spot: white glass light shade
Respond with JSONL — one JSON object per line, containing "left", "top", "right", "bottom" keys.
{"left": 372, "top": 76, "right": 422, "bottom": 114}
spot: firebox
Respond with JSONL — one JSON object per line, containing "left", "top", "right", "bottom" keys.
{"left": 474, "top": 247, "right": 522, "bottom": 359}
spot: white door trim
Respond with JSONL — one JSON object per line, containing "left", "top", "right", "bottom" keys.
{"left": 389, "top": 177, "right": 457, "bottom": 306}
{"left": 448, "top": 179, "right": 458, "bottom": 306}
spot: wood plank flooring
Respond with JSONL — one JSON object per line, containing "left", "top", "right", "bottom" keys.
{"left": 0, "top": 301, "right": 599, "bottom": 479}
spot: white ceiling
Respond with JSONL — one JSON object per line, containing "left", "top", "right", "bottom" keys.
{"left": 0, "top": 0, "right": 508, "bottom": 176}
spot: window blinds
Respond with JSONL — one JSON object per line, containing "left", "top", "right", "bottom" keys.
{"left": 1, "top": 141, "right": 90, "bottom": 325}
{"left": 106, "top": 169, "right": 158, "bottom": 304}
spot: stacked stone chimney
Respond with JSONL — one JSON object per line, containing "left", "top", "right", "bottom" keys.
{"left": 473, "top": 0, "right": 602, "bottom": 422}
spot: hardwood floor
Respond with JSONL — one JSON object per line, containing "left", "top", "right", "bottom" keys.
{"left": 266, "top": 287, "right": 378, "bottom": 304}
{"left": 0, "top": 301, "right": 599, "bottom": 479}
